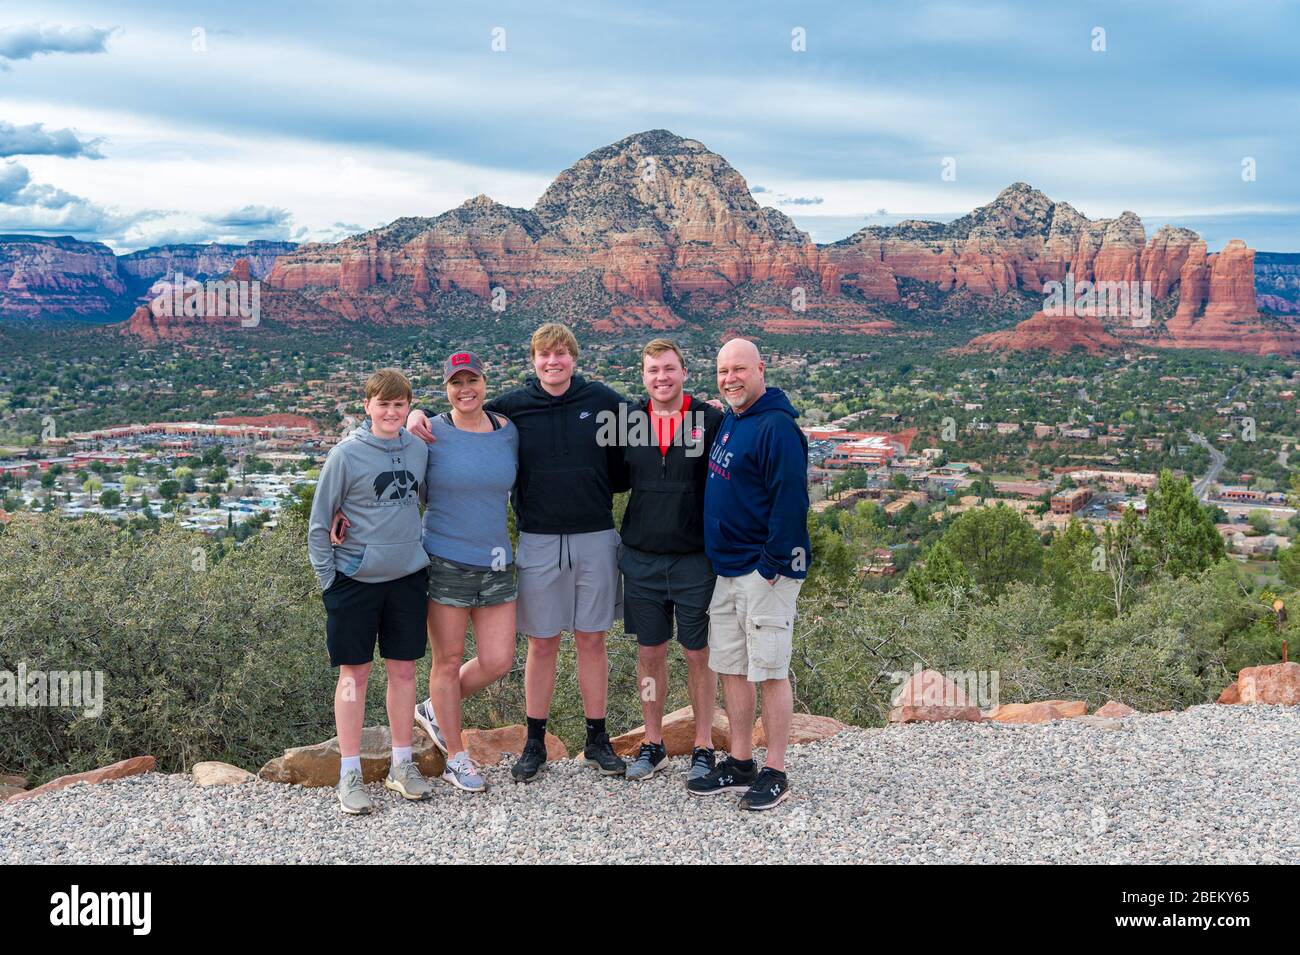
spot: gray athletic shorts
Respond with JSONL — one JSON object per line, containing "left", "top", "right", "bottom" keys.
{"left": 516, "top": 529, "right": 622, "bottom": 638}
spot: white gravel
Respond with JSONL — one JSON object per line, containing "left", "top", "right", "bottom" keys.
{"left": 3, "top": 704, "right": 1297, "bottom": 864}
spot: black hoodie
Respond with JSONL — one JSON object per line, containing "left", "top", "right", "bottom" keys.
{"left": 483, "top": 374, "right": 629, "bottom": 535}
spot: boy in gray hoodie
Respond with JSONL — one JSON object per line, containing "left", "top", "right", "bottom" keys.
{"left": 308, "top": 368, "right": 434, "bottom": 814}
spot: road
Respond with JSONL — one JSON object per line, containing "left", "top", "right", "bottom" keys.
{"left": 1187, "top": 431, "right": 1226, "bottom": 502}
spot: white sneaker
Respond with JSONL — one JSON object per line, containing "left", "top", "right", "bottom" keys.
{"left": 414, "top": 699, "right": 449, "bottom": 756}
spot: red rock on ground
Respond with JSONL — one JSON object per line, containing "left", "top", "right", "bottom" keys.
{"left": 1236, "top": 662, "right": 1300, "bottom": 706}
{"left": 611, "top": 705, "right": 732, "bottom": 757}
{"left": 987, "top": 702, "right": 1074, "bottom": 724}
{"left": 273, "top": 726, "right": 444, "bottom": 788}
{"left": 888, "top": 669, "right": 984, "bottom": 723}
{"left": 1093, "top": 700, "right": 1139, "bottom": 718}
{"left": 754, "top": 713, "right": 849, "bottom": 746}
{"left": 462, "top": 725, "right": 568, "bottom": 766}
{"left": 6, "top": 756, "right": 156, "bottom": 803}
{"left": 1217, "top": 681, "right": 1241, "bottom": 704}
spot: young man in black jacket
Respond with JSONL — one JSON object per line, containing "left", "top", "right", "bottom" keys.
{"left": 614, "top": 339, "right": 725, "bottom": 783}
{"left": 407, "top": 323, "right": 630, "bottom": 781}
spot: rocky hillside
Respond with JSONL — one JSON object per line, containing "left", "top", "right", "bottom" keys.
{"left": 6, "top": 128, "right": 1295, "bottom": 355}
{"left": 0, "top": 237, "right": 296, "bottom": 322}
{"left": 1256, "top": 252, "right": 1300, "bottom": 314}
{"left": 241, "top": 135, "right": 1300, "bottom": 354}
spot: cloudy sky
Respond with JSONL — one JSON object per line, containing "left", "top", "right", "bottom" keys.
{"left": 1, "top": 0, "right": 1297, "bottom": 252}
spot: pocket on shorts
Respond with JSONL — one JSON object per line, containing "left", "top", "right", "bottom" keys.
{"left": 746, "top": 613, "right": 793, "bottom": 671}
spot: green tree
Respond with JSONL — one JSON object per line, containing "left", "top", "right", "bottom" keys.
{"left": 938, "top": 504, "right": 1042, "bottom": 598}
{"left": 99, "top": 489, "right": 122, "bottom": 508}
{"left": 1143, "top": 470, "right": 1225, "bottom": 578}
{"left": 904, "top": 540, "right": 975, "bottom": 602}
{"left": 1279, "top": 544, "right": 1300, "bottom": 589}
{"left": 1044, "top": 519, "right": 1107, "bottom": 617}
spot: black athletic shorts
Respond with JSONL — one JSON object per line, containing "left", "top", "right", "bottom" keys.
{"left": 323, "top": 570, "right": 429, "bottom": 666}
{"left": 618, "top": 545, "right": 715, "bottom": 651}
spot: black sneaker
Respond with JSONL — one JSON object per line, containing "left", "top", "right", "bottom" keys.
{"left": 581, "top": 732, "right": 627, "bottom": 776}
{"left": 738, "top": 767, "right": 790, "bottom": 811}
{"left": 686, "top": 755, "right": 758, "bottom": 796}
{"left": 511, "top": 737, "right": 548, "bottom": 783}
{"left": 686, "top": 747, "right": 716, "bottom": 784}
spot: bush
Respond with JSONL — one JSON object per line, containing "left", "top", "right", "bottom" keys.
{"left": 0, "top": 512, "right": 342, "bottom": 784}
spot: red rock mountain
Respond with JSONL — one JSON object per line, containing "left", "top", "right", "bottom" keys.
{"left": 21, "top": 127, "right": 1275, "bottom": 355}
{"left": 966, "top": 311, "right": 1121, "bottom": 355}
{"left": 0, "top": 236, "right": 295, "bottom": 323}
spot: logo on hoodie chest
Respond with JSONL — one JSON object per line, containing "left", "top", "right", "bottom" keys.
{"left": 708, "top": 437, "right": 734, "bottom": 479}
{"left": 373, "top": 470, "right": 419, "bottom": 501}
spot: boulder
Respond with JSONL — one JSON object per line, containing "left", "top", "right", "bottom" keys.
{"left": 461, "top": 725, "right": 568, "bottom": 766}
{"left": 271, "top": 726, "right": 445, "bottom": 788}
{"left": 258, "top": 756, "right": 291, "bottom": 784}
{"left": 1, "top": 785, "right": 24, "bottom": 801}
{"left": 1093, "top": 700, "right": 1138, "bottom": 719}
{"left": 1237, "top": 662, "right": 1300, "bottom": 705}
{"left": 1041, "top": 700, "right": 1088, "bottom": 718}
{"left": 192, "top": 761, "right": 255, "bottom": 787}
{"left": 888, "top": 669, "right": 984, "bottom": 723}
{"left": 6, "top": 756, "right": 156, "bottom": 803}
{"left": 1217, "top": 681, "right": 1240, "bottom": 705}
{"left": 987, "top": 702, "right": 1073, "bottom": 725}
{"left": 0, "top": 773, "right": 26, "bottom": 789}
{"left": 755, "top": 713, "right": 849, "bottom": 747}
{"left": 611, "top": 705, "right": 733, "bottom": 757}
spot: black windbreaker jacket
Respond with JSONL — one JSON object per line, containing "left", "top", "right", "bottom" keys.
{"left": 617, "top": 395, "right": 725, "bottom": 554}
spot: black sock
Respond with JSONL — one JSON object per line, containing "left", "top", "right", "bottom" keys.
{"left": 585, "top": 717, "right": 606, "bottom": 742}
{"left": 732, "top": 756, "right": 755, "bottom": 771}
{"left": 526, "top": 717, "right": 547, "bottom": 742}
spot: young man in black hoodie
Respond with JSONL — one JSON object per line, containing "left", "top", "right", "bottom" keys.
{"left": 614, "top": 339, "right": 725, "bottom": 783}
{"left": 407, "top": 323, "right": 629, "bottom": 781}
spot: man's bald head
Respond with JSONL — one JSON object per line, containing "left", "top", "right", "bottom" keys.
{"left": 716, "top": 337, "right": 766, "bottom": 413}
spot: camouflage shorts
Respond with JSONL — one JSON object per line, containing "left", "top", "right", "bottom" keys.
{"left": 426, "top": 555, "right": 518, "bottom": 609}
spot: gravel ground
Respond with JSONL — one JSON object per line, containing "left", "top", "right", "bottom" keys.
{"left": 3, "top": 704, "right": 1297, "bottom": 864}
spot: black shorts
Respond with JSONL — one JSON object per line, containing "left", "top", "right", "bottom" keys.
{"left": 618, "top": 545, "right": 715, "bottom": 651}
{"left": 323, "top": 570, "right": 429, "bottom": 666}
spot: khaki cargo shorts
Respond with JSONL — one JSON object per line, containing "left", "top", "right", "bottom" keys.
{"left": 707, "top": 570, "right": 803, "bottom": 682}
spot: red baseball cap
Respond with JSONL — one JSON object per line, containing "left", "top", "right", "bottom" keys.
{"left": 442, "top": 351, "right": 485, "bottom": 383}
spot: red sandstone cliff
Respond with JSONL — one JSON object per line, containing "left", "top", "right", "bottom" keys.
{"left": 105, "top": 131, "right": 1298, "bottom": 354}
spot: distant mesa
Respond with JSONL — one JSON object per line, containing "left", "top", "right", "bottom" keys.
{"left": 1, "top": 130, "right": 1296, "bottom": 355}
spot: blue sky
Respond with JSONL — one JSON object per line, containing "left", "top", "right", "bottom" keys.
{"left": 1, "top": 0, "right": 1296, "bottom": 251}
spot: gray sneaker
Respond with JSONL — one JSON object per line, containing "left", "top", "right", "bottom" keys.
{"left": 414, "top": 699, "right": 449, "bottom": 756}
{"left": 627, "top": 741, "right": 668, "bottom": 781}
{"left": 336, "top": 769, "right": 374, "bottom": 815}
{"left": 384, "top": 759, "right": 434, "bottom": 800}
{"left": 687, "top": 747, "right": 716, "bottom": 782}
{"left": 442, "top": 750, "right": 486, "bottom": 792}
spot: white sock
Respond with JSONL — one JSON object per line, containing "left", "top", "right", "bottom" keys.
{"left": 392, "top": 746, "right": 413, "bottom": 765}
{"left": 339, "top": 755, "right": 362, "bottom": 780}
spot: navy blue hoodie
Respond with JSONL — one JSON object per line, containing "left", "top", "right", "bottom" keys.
{"left": 703, "top": 387, "right": 812, "bottom": 579}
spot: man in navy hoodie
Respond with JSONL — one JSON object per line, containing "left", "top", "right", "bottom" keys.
{"left": 688, "top": 338, "right": 811, "bottom": 811}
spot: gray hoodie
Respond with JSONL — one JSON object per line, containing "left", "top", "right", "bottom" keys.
{"left": 308, "top": 420, "right": 430, "bottom": 591}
